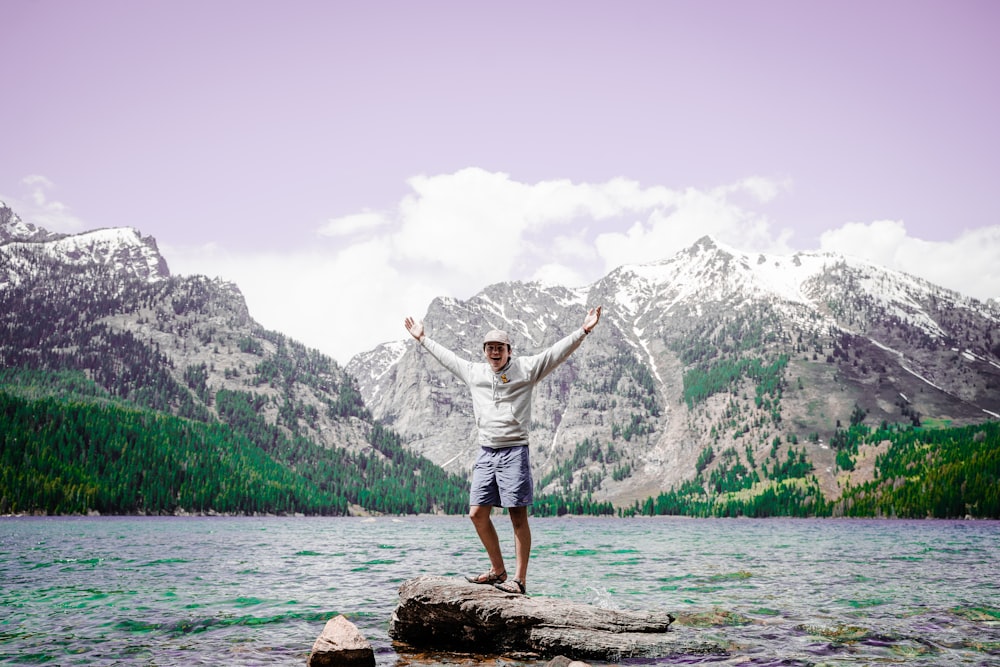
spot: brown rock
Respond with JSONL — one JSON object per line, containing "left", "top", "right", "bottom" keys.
{"left": 388, "top": 575, "right": 727, "bottom": 661}
{"left": 307, "top": 615, "right": 375, "bottom": 667}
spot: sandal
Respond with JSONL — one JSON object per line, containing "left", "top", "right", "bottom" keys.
{"left": 494, "top": 578, "right": 526, "bottom": 595}
{"left": 466, "top": 569, "right": 506, "bottom": 585}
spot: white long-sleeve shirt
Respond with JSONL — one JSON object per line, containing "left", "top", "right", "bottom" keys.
{"left": 418, "top": 328, "right": 589, "bottom": 449}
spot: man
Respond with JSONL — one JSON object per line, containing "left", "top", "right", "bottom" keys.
{"left": 404, "top": 306, "right": 602, "bottom": 595}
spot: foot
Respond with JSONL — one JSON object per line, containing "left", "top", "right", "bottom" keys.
{"left": 466, "top": 569, "right": 506, "bottom": 585}
{"left": 494, "top": 578, "right": 526, "bottom": 595}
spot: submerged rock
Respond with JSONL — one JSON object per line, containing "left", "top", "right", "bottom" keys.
{"left": 545, "top": 656, "right": 592, "bottom": 667}
{"left": 308, "top": 615, "right": 375, "bottom": 667}
{"left": 388, "top": 575, "right": 728, "bottom": 661}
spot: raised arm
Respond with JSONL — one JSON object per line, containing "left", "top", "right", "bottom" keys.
{"left": 403, "top": 316, "right": 474, "bottom": 384}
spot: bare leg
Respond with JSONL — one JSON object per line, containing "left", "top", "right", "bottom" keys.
{"left": 508, "top": 506, "right": 531, "bottom": 585}
{"left": 469, "top": 505, "right": 506, "bottom": 576}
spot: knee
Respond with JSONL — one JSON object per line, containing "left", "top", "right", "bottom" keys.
{"left": 469, "top": 506, "right": 491, "bottom": 526}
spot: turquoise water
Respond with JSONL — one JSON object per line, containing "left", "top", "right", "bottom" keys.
{"left": 1, "top": 516, "right": 998, "bottom": 665}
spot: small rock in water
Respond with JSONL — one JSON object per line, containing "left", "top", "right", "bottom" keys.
{"left": 307, "top": 615, "right": 375, "bottom": 667}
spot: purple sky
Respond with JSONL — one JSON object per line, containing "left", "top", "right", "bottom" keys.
{"left": 2, "top": 0, "right": 998, "bottom": 362}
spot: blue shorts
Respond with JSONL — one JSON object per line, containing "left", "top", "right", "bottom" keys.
{"left": 470, "top": 445, "right": 533, "bottom": 508}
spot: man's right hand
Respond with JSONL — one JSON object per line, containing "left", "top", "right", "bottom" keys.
{"left": 404, "top": 316, "right": 424, "bottom": 341}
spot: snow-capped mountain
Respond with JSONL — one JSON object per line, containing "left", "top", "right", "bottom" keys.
{"left": 0, "top": 202, "right": 376, "bottom": 469}
{"left": 348, "top": 236, "right": 1000, "bottom": 506}
{"left": 0, "top": 201, "right": 168, "bottom": 287}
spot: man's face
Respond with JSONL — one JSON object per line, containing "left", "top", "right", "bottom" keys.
{"left": 484, "top": 342, "right": 510, "bottom": 372}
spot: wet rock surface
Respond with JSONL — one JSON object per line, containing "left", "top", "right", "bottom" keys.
{"left": 388, "top": 575, "right": 728, "bottom": 661}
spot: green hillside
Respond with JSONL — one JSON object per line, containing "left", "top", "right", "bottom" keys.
{"left": 627, "top": 419, "right": 999, "bottom": 519}
{"left": 0, "top": 368, "right": 468, "bottom": 516}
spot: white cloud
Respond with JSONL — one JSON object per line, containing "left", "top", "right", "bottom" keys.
{"left": 388, "top": 169, "right": 693, "bottom": 291}
{"left": 317, "top": 210, "right": 388, "bottom": 237}
{"left": 818, "top": 219, "right": 909, "bottom": 260}
{"left": 715, "top": 176, "right": 788, "bottom": 204}
{"left": 1, "top": 175, "right": 86, "bottom": 233}
{"left": 549, "top": 231, "right": 599, "bottom": 264}
{"left": 819, "top": 220, "right": 1000, "bottom": 302}
{"left": 166, "top": 236, "right": 447, "bottom": 364}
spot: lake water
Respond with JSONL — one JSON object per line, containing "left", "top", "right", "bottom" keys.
{"left": 1, "top": 516, "right": 998, "bottom": 666}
